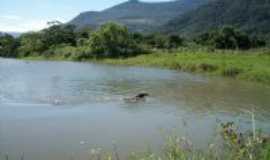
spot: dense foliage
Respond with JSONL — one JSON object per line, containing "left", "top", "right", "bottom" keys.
{"left": 0, "top": 34, "right": 19, "bottom": 57}
{"left": 69, "top": 0, "right": 209, "bottom": 32}
{"left": 18, "top": 32, "right": 46, "bottom": 56}
{"left": 0, "top": 23, "right": 268, "bottom": 59}
{"left": 195, "top": 26, "right": 266, "bottom": 49}
{"left": 89, "top": 23, "right": 142, "bottom": 58}
{"left": 142, "top": 33, "right": 184, "bottom": 49}
{"left": 29, "top": 122, "right": 267, "bottom": 160}
{"left": 163, "top": 0, "right": 270, "bottom": 40}
{"left": 0, "top": 23, "right": 187, "bottom": 59}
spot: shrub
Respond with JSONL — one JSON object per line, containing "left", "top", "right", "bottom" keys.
{"left": 89, "top": 23, "right": 143, "bottom": 58}
{"left": 144, "top": 33, "right": 168, "bottom": 49}
{"left": 222, "top": 67, "right": 242, "bottom": 77}
{"left": 18, "top": 32, "right": 46, "bottom": 57}
{"left": 167, "top": 35, "right": 184, "bottom": 49}
{"left": 0, "top": 34, "right": 19, "bottom": 57}
{"left": 41, "top": 24, "right": 76, "bottom": 48}
{"left": 41, "top": 44, "right": 93, "bottom": 61}
{"left": 197, "top": 63, "right": 218, "bottom": 72}
{"left": 195, "top": 26, "right": 266, "bottom": 50}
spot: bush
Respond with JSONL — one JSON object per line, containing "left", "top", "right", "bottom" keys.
{"left": 143, "top": 33, "right": 184, "bottom": 49}
{"left": 89, "top": 23, "right": 143, "bottom": 58}
{"left": 222, "top": 67, "right": 242, "bottom": 77}
{"left": 168, "top": 35, "right": 184, "bottom": 49}
{"left": 70, "top": 46, "right": 93, "bottom": 61}
{"left": 0, "top": 34, "right": 19, "bottom": 57}
{"left": 41, "top": 44, "right": 93, "bottom": 61}
{"left": 195, "top": 26, "right": 266, "bottom": 50}
{"left": 144, "top": 33, "right": 168, "bottom": 49}
{"left": 41, "top": 24, "right": 76, "bottom": 48}
{"left": 18, "top": 32, "right": 46, "bottom": 57}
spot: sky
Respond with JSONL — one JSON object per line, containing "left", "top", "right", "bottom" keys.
{"left": 0, "top": 0, "right": 171, "bottom": 32}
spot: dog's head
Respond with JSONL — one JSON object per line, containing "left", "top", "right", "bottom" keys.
{"left": 136, "top": 93, "right": 150, "bottom": 98}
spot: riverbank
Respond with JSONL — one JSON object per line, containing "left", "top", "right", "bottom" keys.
{"left": 102, "top": 49, "right": 270, "bottom": 85}
{"left": 3, "top": 54, "right": 270, "bottom": 160}
{"left": 20, "top": 48, "right": 270, "bottom": 85}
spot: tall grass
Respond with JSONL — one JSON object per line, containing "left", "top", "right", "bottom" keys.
{"left": 78, "top": 122, "right": 270, "bottom": 160}
{"left": 19, "top": 47, "right": 270, "bottom": 84}
{"left": 1, "top": 122, "right": 269, "bottom": 160}
{"left": 103, "top": 48, "right": 270, "bottom": 85}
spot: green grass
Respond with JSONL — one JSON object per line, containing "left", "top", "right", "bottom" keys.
{"left": 20, "top": 55, "right": 70, "bottom": 61}
{"left": 69, "top": 122, "right": 270, "bottom": 160}
{"left": 19, "top": 48, "right": 270, "bottom": 85}
{"left": 2, "top": 122, "right": 269, "bottom": 160}
{"left": 102, "top": 49, "right": 270, "bottom": 85}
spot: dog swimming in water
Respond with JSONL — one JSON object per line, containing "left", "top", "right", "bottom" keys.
{"left": 124, "top": 93, "right": 150, "bottom": 103}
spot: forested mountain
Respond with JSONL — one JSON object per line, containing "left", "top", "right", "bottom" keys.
{"left": 0, "top": 31, "right": 22, "bottom": 37}
{"left": 163, "top": 0, "right": 270, "bottom": 38}
{"left": 69, "top": 0, "right": 209, "bottom": 32}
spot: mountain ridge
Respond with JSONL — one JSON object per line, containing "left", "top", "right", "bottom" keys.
{"left": 69, "top": 0, "right": 209, "bottom": 32}
{"left": 162, "top": 0, "right": 270, "bottom": 38}
{"left": 0, "top": 31, "right": 22, "bottom": 37}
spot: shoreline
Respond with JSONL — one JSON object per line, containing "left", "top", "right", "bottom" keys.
{"left": 17, "top": 49, "right": 270, "bottom": 85}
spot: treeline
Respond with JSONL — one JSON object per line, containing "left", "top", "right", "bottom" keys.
{"left": 195, "top": 26, "right": 266, "bottom": 50}
{"left": 0, "top": 23, "right": 267, "bottom": 60}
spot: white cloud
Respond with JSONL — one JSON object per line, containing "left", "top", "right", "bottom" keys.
{"left": 0, "top": 15, "right": 67, "bottom": 32}
{"left": 0, "top": 15, "right": 22, "bottom": 21}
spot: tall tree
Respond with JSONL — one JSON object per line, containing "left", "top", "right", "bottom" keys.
{"left": 18, "top": 32, "right": 46, "bottom": 56}
{"left": 89, "top": 23, "right": 141, "bottom": 58}
{"left": 0, "top": 34, "right": 19, "bottom": 57}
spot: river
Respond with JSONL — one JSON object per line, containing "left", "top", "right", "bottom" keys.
{"left": 0, "top": 58, "right": 270, "bottom": 160}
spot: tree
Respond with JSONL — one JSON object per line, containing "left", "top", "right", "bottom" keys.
{"left": 42, "top": 24, "right": 76, "bottom": 48}
{"left": 47, "top": 20, "right": 62, "bottom": 27}
{"left": 132, "top": 32, "right": 144, "bottom": 44}
{"left": 76, "top": 27, "right": 93, "bottom": 39}
{"left": 18, "top": 32, "right": 46, "bottom": 56}
{"left": 76, "top": 27, "right": 93, "bottom": 46}
{"left": 89, "top": 23, "right": 142, "bottom": 58}
{"left": 0, "top": 34, "right": 19, "bottom": 57}
{"left": 144, "top": 33, "right": 168, "bottom": 49}
{"left": 168, "top": 35, "right": 184, "bottom": 49}
{"left": 194, "top": 26, "right": 266, "bottom": 49}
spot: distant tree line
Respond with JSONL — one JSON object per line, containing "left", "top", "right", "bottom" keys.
{"left": 194, "top": 26, "right": 266, "bottom": 50}
{"left": 0, "top": 24, "right": 267, "bottom": 59}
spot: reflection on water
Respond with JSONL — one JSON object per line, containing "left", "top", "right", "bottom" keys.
{"left": 0, "top": 58, "right": 270, "bottom": 160}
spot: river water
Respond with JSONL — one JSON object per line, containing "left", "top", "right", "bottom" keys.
{"left": 0, "top": 58, "right": 270, "bottom": 160}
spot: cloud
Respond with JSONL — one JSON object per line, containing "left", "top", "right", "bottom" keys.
{"left": 0, "top": 15, "right": 22, "bottom": 20}
{"left": 0, "top": 14, "right": 67, "bottom": 32}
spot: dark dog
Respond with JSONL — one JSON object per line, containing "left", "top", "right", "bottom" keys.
{"left": 135, "top": 93, "right": 149, "bottom": 98}
{"left": 124, "top": 93, "right": 150, "bottom": 103}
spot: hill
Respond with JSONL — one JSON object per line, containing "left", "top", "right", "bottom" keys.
{"left": 0, "top": 31, "right": 22, "bottom": 37}
{"left": 69, "top": 0, "right": 209, "bottom": 32}
{"left": 163, "top": 0, "right": 270, "bottom": 38}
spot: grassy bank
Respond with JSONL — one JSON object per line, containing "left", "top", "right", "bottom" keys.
{"left": 2, "top": 122, "right": 270, "bottom": 160}
{"left": 19, "top": 48, "right": 270, "bottom": 85}
{"left": 102, "top": 49, "right": 270, "bottom": 85}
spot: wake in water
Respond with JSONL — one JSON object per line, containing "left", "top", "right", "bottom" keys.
{"left": 0, "top": 94, "right": 149, "bottom": 106}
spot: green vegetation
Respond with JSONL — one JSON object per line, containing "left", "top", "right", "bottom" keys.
{"left": 69, "top": 0, "right": 209, "bottom": 33}
{"left": 0, "top": 23, "right": 270, "bottom": 84}
{"left": 66, "top": 123, "right": 270, "bottom": 160}
{"left": 89, "top": 23, "right": 143, "bottom": 58}
{"left": 2, "top": 122, "right": 269, "bottom": 160}
{"left": 0, "top": 33, "right": 19, "bottom": 57}
{"left": 141, "top": 33, "right": 184, "bottom": 50}
{"left": 103, "top": 49, "right": 270, "bottom": 84}
{"left": 164, "top": 0, "right": 270, "bottom": 40}
{"left": 195, "top": 26, "right": 266, "bottom": 50}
